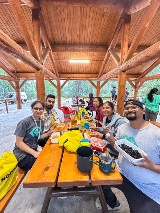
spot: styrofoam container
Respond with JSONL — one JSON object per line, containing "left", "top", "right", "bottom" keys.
{"left": 50, "top": 132, "right": 60, "bottom": 143}
{"left": 114, "top": 139, "right": 147, "bottom": 164}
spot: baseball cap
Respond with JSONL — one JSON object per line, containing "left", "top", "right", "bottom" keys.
{"left": 124, "top": 99, "right": 144, "bottom": 109}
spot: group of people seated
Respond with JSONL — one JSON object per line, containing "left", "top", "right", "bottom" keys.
{"left": 13, "top": 91, "right": 160, "bottom": 213}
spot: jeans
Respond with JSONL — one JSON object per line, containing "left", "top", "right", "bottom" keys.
{"left": 145, "top": 108, "right": 158, "bottom": 121}
{"left": 102, "top": 175, "right": 160, "bottom": 213}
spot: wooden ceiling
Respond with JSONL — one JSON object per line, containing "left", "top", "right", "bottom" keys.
{"left": 0, "top": 0, "right": 160, "bottom": 83}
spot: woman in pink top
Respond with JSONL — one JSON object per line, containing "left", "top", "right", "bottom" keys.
{"left": 93, "top": 97, "right": 105, "bottom": 126}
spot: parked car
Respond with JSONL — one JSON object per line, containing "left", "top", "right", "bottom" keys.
{"left": 7, "top": 92, "right": 27, "bottom": 104}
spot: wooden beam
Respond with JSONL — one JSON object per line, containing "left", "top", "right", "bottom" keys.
{"left": 126, "top": 0, "right": 152, "bottom": 14}
{"left": 21, "top": 0, "right": 39, "bottom": 9}
{"left": 142, "top": 74, "right": 160, "bottom": 81}
{"left": 0, "top": 74, "right": 15, "bottom": 81}
{"left": 136, "top": 58, "right": 160, "bottom": 81}
{"left": 60, "top": 74, "right": 98, "bottom": 79}
{"left": 41, "top": 0, "right": 123, "bottom": 8}
{"left": 8, "top": 80, "right": 16, "bottom": 90}
{"left": 47, "top": 79, "right": 57, "bottom": 89}
{"left": 88, "top": 80, "right": 97, "bottom": 88}
{"left": 15, "top": 80, "right": 22, "bottom": 109}
{"left": 127, "top": 78, "right": 135, "bottom": 89}
{"left": 8, "top": 0, "right": 40, "bottom": 60}
{"left": 42, "top": 48, "right": 50, "bottom": 64}
{"left": 98, "top": 11, "right": 124, "bottom": 78}
{"left": 40, "top": 14, "right": 59, "bottom": 78}
{"left": 100, "top": 79, "right": 109, "bottom": 89}
{"left": 0, "top": 30, "right": 58, "bottom": 80}
{"left": 49, "top": 52, "right": 59, "bottom": 77}
{"left": 0, "top": 61, "right": 17, "bottom": 79}
{"left": 20, "top": 43, "right": 149, "bottom": 53}
{"left": 20, "top": 79, "right": 28, "bottom": 89}
{"left": 35, "top": 70, "right": 45, "bottom": 102}
{"left": 32, "top": 8, "right": 41, "bottom": 57}
{"left": 125, "top": 0, "right": 160, "bottom": 61}
{"left": 51, "top": 45, "right": 108, "bottom": 52}
{"left": 109, "top": 49, "right": 120, "bottom": 65}
{"left": 60, "top": 80, "right": 68, "bottom": 89}
{"left": 99, "top": 41, "right": 160, "bottom": 80}
{"left": 57, "top": 80, "right": 61, "bottom": 108}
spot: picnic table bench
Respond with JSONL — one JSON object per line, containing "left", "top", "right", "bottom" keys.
{"left": 0, "top": 168, "right": 26, "bottom": 213}
{"left": 23, "top": 139, "right": 122, "bottom": 213}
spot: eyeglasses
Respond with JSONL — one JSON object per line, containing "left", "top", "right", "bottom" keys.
{"left": 33, "top": 107, "right": 44, "bottom": 111}
{"left": 124, "top": 105, "right": 139, "bottom": 111}
{"left": 48, "top": 100, "right": 55, "bottom": 104}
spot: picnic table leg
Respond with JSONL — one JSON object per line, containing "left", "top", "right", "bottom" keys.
{"left": 96, "top": 186, "right": 109, "bottom": 213}
{"left": 41, "top": 187, "right": 53, "bottom": 213}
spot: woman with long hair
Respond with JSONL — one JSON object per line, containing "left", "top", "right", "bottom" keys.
{"left": 13, "top": 100, "right": 54, "bottom": 171}
{"left": 93, "top": 97, "right": 105, "bottom": 126}
{"left": 143, "top": 88, "right": 160, "bottom": 121}
{"left": 90, "top": 101, "right": 126, "bottom": 156}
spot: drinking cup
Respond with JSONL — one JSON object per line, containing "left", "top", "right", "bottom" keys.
{"left": 76, "top": 146, "right": 93, "bottom": 173}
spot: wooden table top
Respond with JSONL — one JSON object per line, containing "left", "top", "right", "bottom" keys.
{"left": 23, "top": 139, "right": 122, "bottom": 188}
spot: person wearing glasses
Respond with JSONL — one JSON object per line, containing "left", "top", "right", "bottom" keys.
{"left": 95, "top": 99, "right": 160, "bottom": 212}
{"left": 38, "top": 94, "right": 62, "bottom": 147}
{"left": 13, "top": 100, "right": 54, "bottom": 171}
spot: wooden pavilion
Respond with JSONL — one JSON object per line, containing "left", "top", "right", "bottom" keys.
{"left": 0, "top": 0, "right": 160, "bottom": 115}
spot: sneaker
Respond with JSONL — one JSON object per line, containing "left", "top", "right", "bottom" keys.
{"left": 95, "top": 197, "right": 120, "bottom": 211}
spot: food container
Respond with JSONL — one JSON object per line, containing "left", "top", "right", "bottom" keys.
{"left": 114, "top": 139, "right": 147, "bottom": 164}
{"left": 56, "top": 123, "right": 65, "bottom": 131}
{"left": 50, "top": 132, "right": 60, "bottom": 143}
{"left": 90, "top": 137, "right": 106, "bottom": 151}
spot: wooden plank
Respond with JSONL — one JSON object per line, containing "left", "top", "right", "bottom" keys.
{"left": 91, "top": 155, "right": 123, "bottom": 186}
{"left": 23, "top": 142, "right": 63, "bottom": 188}
{"left": 0, "top": 168, "right": 26, "bottom": 213}
{"left": 57, "top": 149, "right": 90, "bottom": 187}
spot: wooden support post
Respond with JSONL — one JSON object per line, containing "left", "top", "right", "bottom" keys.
{"left": 35, "top": 70, "right": 45, "bottom": 102}
{"left": 15, "top": 81, "right": 22, "bottom": 109}
{"left": 134, "top": 82, "right": 139, "bottom": 99}
{"left": 4, "top": 99, "right": 9, "bottom": 113}
{"left": 117, "top": 14, "right": 130, "bottom": 116}
{"left": 57, "top": 80, "right": 61, "bottom": 108}
{"left": 96, "top": 81, "right": 100, "bottom": 96}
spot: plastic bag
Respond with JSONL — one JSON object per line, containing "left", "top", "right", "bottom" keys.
{"left": 58, "top": 130, "right": 83, "bottom": 152}
{"left": 0, "top": 152, "right": 18, "bottom": 200}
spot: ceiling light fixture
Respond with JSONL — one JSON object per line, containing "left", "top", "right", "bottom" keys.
{"left": 69, "top": 59, "right": 90, "bottom": 64}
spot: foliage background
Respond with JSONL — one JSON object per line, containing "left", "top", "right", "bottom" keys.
{"left": 0, "top": 65, "right": 159, "bottom": 99}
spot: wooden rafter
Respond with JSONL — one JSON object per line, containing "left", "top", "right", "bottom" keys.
{"left": 125, "top": 0, "right": 160, "bottom": 61}
{"left": 0, "top": 74, "right": 15, "bottom": 81}
{"left": 60, "top": 80, "right": 68, "bottom": 89}
{"left": 136, "top": 58, "right": 160, "bottom": 81}
{"left": 109, "top": 49, "right": 120, "bottom": 65}
{"left": 8, "top": 0, "right": 40, "bottom": 61}
{"left": 88, "top": 80, "right": 96, "bottom": 88}
{"left": 127, "top": 78, "right": 135, "bottom": 89}
{"left": 21, "top": 0, "right": 39, "bottom": 9}
{"left": 40, "top": 14, "right": 59, "bottom": 78}
{"left": 8, "top": 80, "right": 16, "bottom": 90}
{"left": 0, "top": 29, "right": 58, "bottom": 80}
{"left": 20, "top": 79, "right": 28, "bottom": 89}
{"left": 140, "top": 74, "right": 160, "bottom": 82}
{"left": 99, "top": 41, "right": 160, "bottom": 80}
{"left": 100, "top": 79, "right": 109, "bottom": 89}
{"left": 0, "top": 61, "right": 17, "bottom": 79}
{"left": 98, "top": 11, "right": 124, "bottom": 78}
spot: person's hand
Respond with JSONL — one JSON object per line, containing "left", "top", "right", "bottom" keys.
{"left": 33, "top": 151, "right": 40, "bottom": 158}
{"left": 98, "top": 122, "right": 112, "bottom": 134}
{"left": 89, "top": 126, "right": 98, "bottom": 131}
{"left": 47, "top": 128, "right": 55, "bottom": 136}
{"left": 133, "top": 154, "right": 154, "bottom": 170}
{"left": 90, "top": 131, "right": 103, "bottom": 139}
{"left": 84, "top": 115, "right": 89, "bottom": 119}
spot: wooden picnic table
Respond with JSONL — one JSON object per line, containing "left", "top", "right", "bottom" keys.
{"left": 23, "top": 136, "right": 122, "bottom": 213}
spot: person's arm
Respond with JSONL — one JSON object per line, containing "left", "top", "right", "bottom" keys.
{"left": 16, "top": 136, "right": 40, "bottom": 158}
{"left": 40, "top": 129, "right": 55, "bottom": 139}
{"left": 134, "top": 154, "right": 160, "bottom": 174}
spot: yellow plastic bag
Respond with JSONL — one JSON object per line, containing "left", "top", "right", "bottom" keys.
{"left": 58, "top": 130, "right": 83, "bottom": 152}
{"left": 0, "top": 152, "right": 18, "bottom": 200}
